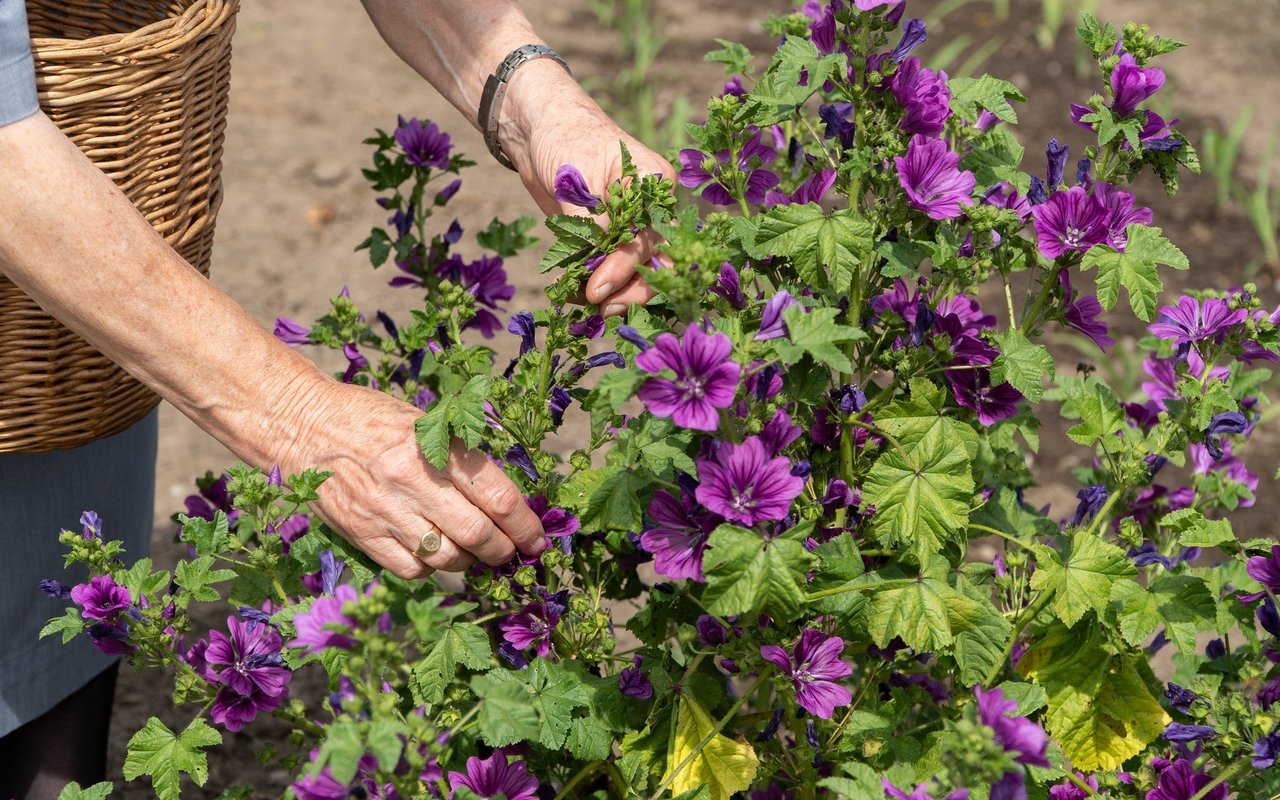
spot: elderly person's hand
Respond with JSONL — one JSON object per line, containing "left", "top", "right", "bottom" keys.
{"left": 512, "top": 105, "right": 676, "bottom": 316}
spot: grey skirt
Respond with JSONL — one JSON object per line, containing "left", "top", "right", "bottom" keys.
{"left": 0, "top": 410, "right": 157, "bottom": 737}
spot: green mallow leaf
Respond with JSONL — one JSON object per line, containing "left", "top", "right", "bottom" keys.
{"left": 1163, "top": 508, "right": 1237, "bottom": 549}
{"left": 753, "top": 204, "right": 872, "bottom": 298}
{"left": 414, "top": 374, "right": 491, "bottom": 468}
{"left": 1112, "top": 574, "right": 1217, "bottom": 654}
{"left": 863, "top": 381, "right": 978, "bottom": 563}
{"left": 991, "top": 329, "right": 1054, "bottom": 403}
{"left": 950, "top": 576, "right": 1013, "bottom": 686}
{"left": 774, "top": 306, "right": 867, "bottom": 372}
{"left": 1059, "top": 376, "right": 1126, "bottom": 452}
{"left": 960, "top": 129, "right": 1026, "bottom": 189}
{"left": 1030, "top": 532, "right": 1137, "bottom": 627}
{"left": 1019, "top": 627, "right": 1169, "bottom": 771}
{"left": 123, "top": 717, "right": 222, "bottom": 800}
{"left": 39, "top": 606, "right": 85, "bottom": 644}
{"left": 1080, "top": 224, "right": 1190, "bottom": 320}
{"left": 865, "top": 558, "right": 993, "bottom": 656}
{"left": 539, "top": 214, "right": 605, "bottom": 273}
{"left": 559, "top": 464, "right": 647, "bottom": 533}
{"left": 747, "top": 37, "right": 845, "bottom": 125}
{"left": 948, "top": 75, "right": 1027, "bottom": 124}
{"left": 56, "top": 783, "right": 114, "bottom": 800}
{"left": 173, "top": 555, "right": 237, "bottom": 603}
{"left": 477, "top": 215, "right": 539, "bottom": 257}
{"left": 471, "top": 672, "right": 541, "bottom": 747}
{"left": 409, "top": 622, "right": 492, "bottom": 707}
{"left": 178, "top": 511, "right": 230, "bottom": 555}
{"left": 702, "top": 524, "right": 816, "bottom": 621}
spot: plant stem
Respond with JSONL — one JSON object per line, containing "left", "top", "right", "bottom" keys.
{"left": 553, "top": 761, "right": 605, "bottom": 800}
{"left": 646, "top": 674, "right": 766, "bottom": 800}
{"left": 1064, "top": 771, "right": 1100, "bottom": 798}
{"left": 1190, "top": 757, "right": 1250, "bottom": 800}
{"left": 1019, "top": 262, "right": 1067, "bottom": 335}
{"left": 806, "top": 577, "right": 919, "bottom": 602}
{"left": 983, "top": 588, "right": 1054, "bottom": 686}
{"left": 968, "top": 523, "right": 1032, "bottom": 549}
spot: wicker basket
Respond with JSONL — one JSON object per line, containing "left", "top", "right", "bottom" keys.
{"left": 0, "top": 0, "right": 236, "bottom": 453}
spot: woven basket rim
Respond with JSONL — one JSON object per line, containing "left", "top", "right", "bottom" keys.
{"left": 29, "top": 0, "right": 234, "bottom": 62}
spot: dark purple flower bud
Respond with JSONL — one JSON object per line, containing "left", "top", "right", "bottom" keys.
{"left": 618, "top": 656, "right": 653, "bottom": 700}
{"left": 710, "top": 262, "right": 748, "bottom": 309}
{"left": 341, "top": 344, "right": 368, "bottom": 384}
{"left": 821, "top": 479, "right": 856, "bottom": 510}
{"left": 757, "top": 708, "right": 784, "bottom": 742}
{"left": 1027, "top": 175, "right": 1048, "bottom": 206}
{"left": 751, "top": 364, "right": 783, "bottom": 402}
{"left": 1254, "top": 732, "right": 1280, "bottom": 769}
{"left": 885, "top": 2, "right": 907, "bottom": 24}
{"left": 267, "top": 464, "right": 282, "bottom": 487}
{"left": 834, "top": 384, "right": 868, "bottom": 414}
{"left": 696, "top": 614, "right": 727, "bottom": 647}
{"left": 1260, "top": 598, "right": 1280, "bottom": 639}
{"left": 790, "top": 459, "right": 812, "bottom": 477}
{"left": 889, "top": 18, "right": 927, "bottom": 63}
{"left": 1205, "top": 411, "right": 1249, "bottom": 461}
{"left": 508, "top": 312, "right": 536, "bottom": 356}
{"left": 1164, "top": 683, "right": 1203, "bottom": 715}
{"left": 721, "top": 75, "right": 747, "bottom": 97}
{"left": 805, "top": 718, "right": 820, "bottom": 748}
{"left": 497, "top": 641, "right": 529, "bottom": 670}
{"left": 40, "top": 578, "right": 72, "bottom": 600}
{"left": 435, "top": 178, "right": 462, "bottom": 205}
{"left": 584, "top": 352, "right": 625, "bottom": 370}
{"left": 319, "top": 550, "right": 344, "bottom": 597}
{"left": 1129, "top": 542, "right": 1176, "bottom": 570}
{"left": 617, "top": 325, "right": 651, "bottom": 351}
{"left": 1046, "top": 138, "right": 1069, "bottom": 190}
{"left": 757, "top": 291, "right": 799, "bottom": 341}
{"left": 444, "top": 219, "right": 464, "bottom": 246}
{"left": 553, "top": 164, "right": 603, "bottom": 210}
{"left": 992, "top": 554, "right": 1007, "bottom": 577}
{"left": 505, "top": 444, "right": 540, "bottom": 483}
{"left": 236, "top": 606, "right": 274, "bottom": 633}
{"left": 818, "top": 103, "right": 856, "bottom": 149}
{"left": 1076, "top": 158, "right": 1093, "bottom": 187}
{"left": 910, "top": 298, "right": 936, "bottom": 347}
{"left": 1163, "top": 723, "right": 1217, "bottom": 743}
{"left": 80, "top": 511, "right": 103, "bottom": 540}
{"left": 1070, "top": 485, "right": 1109, "bottom": 527}
{"left": 1206, "top": 638, "right": 1226, "bottom": 660}
{"left": 719, "top": 657, "right": 741, "bottom": 674}
{"left": 395, "top": 116, "right": 452, "bottom": 169}
{"left": 568, "top": 314, "right": 605, "bottom": 339}
{"left": 87, "top": 622, "right": 136, "bottom": 656}
{"left": 375, "top": 311, "right": 399, "bottom": 341}
{"left": 549, "top": 387, "right": 572, "bottom": 426}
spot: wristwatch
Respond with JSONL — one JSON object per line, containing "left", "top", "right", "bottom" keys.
{"left": 479, "top": 44, "right": 571, "bottom": 171}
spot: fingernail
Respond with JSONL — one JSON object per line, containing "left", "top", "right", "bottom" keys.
{"left": 593, "top": 283, "right": 615, "bottom": 304}
{"left": 604, "top": 303, "right": 627, "bottom": 317}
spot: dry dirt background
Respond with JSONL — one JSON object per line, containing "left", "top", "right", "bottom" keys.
{"left": 98, "top": 0, "right": 1280, "bottom": 795}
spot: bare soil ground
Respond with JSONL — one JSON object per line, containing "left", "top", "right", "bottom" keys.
{"left": 101, "top": 0, "right": 1280, "bottom": 795}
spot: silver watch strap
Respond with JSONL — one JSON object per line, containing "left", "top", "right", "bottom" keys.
{"left": 479, "top": 44, "right": 571, "bottom": 171}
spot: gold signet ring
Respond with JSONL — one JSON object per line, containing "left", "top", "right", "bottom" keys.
{"left": 414, "top": 525, "right": 442, "bottom": 558}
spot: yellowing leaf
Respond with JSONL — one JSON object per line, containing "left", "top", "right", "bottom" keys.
{"left": 1019, "top": 627, "right": 1169, "bottom": 771}
{"left": 663, "top": 696, "right": 759, "bottom": 800}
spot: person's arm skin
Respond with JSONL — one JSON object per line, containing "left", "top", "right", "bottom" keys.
{"left": 359, "top": 0, "right": 675, "bottom": 315}
{"left": 0, "top": 112, "right": 544, "bottom": 578}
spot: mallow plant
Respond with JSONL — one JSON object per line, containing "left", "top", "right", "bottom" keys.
{"left": 40, "top": 4, "right": 1280, "bottom": 800}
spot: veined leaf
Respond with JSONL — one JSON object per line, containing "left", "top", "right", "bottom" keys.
{"left": 662, "top": 695, "right": 759, "bottom": 800}
{"left": 1080, "top": 225, "right": 1189, "bottom": 320}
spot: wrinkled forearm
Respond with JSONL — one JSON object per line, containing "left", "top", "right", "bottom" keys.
{"left": 0, "top": 112, "right": 330, "bottom": 469}
{"left": 358, "top": 0, "right": 600, "bottom": 160}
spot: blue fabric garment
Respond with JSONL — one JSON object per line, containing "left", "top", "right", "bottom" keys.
{"left": 0, "top": 411, "right": 158, "bottom": 737}
{"left": 0, "top": 0, "right": 38, "bottom": 126}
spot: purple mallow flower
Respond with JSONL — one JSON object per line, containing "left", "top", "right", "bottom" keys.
{"left": 618, "top": 655, "right": 654, "bottom": 700}
{"left": 976, "top": 685, "right": 1050, "bottom": 767}
{"left": 618, "top": 325, "right": 651, "bottom": 351}
{"left": 80, "top": 510, "right": 103, "bottom": 540}
{"left": 525, "top": 496, "right": 580, "bottom": 541}
{"left": 508, "top": 312, "right": 536, "bottom": 355}
{"left": 290, "top": 584, "right": 359, "bottom": 654}
{"left": 70, "top": 575, "right": 132, "bottom": 622}
{"left": 273, "top": 318, "right": 311, "bottom": 348}
{"left": 696, "top": 436, "right": 804, "bottom": 527}
{"left": 1254, "top": 732, "right": 1280, "bottom": 769}
{"left": 765, "top": 169, "right": 838, "bottom": 207}
{"left": 1243, "top": 545, "right": 1280, "bottom": 602}
{"left": 1059, "top": 273, "right": 1115, "bottom": 350}
{"left": 696, "top": 614, "right": 727, "bottom": 647}
{"left": 640, "top": 488, "right": 718, "bottom": 582}
{"left": 448, "top": 752, "right": 539, "bottom": 800}
{"left": 1110, "top": 53, "right": 1165, "bottom": 116}
{"left": 1146, "top": 758, "right": 1227, "bottom": 800}
{"left": 678, "top": 130, "right": 779, "bottom": 206}
{"left": 945, "top": 368, "right": 1022, "bottom": 426}
{"left": 711, "top": 262, "right": 748, "bottom": 309}
{"left": 1070, "top": 484, "right": 1109, "bottom": 527}
{"left": 889, "top": 18, "right": 927, "bottom": 63}
{"left": 499, "top": 591, "right": 565, "bottom": 658}
{"left": 203, "top": 615, "right": 291, "bottom": 731}
{"left": 1030, "top": 185, "right": 1109, "bottom": 260}
{"left": 553, "top": 164, "right": 603, "bottom": 210}
{"left": 568, "top": 314, "right": 605, "bottom": 339}
{"left": 756, "top": 291, "right": 800, "bottom": 341}
{"left": 1205, "top": 411, "right": 1248, "bottom": 461}
{"left": 40, "top": 578, "right": 72, "bottom": 600}
{"left": 760, "top": 630, "right": 852, "bottom": 719}
{"left": 1095, "top": 182, "right": 1153, "bottom": 251}
{"left": 1165, "top": 683, "right": 1203, "bottom": 714}
{"left": 890, "top": 57, "right": 951, "bottom": 137}
{"left": 1148, "top": 296, "right": 1247, "bottom": 345}
{"left": 635, "top": 324, "right": 741, "bottom": 431}
{"left": 895, "top": 135, "right": 976, "bottom": 220}
{"left": 395, "top": 116, "right": 452, "bottom": 169}
{"left": 855, "top": 0, "right": 904, "bottom": 9}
